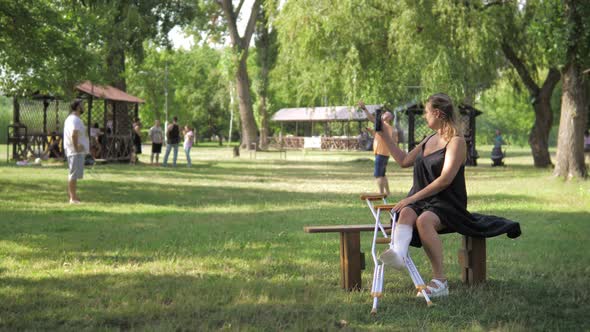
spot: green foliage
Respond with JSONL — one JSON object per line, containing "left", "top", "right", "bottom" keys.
{"left": 0, "top": 96, "right": 11, "bottom": 144}
{"left": 127, "top": 45, "right": 234, "bottom": 141}
{"left": 0, "top": 0, "right": 103, "bottom": 96}
{"left": 477, "top": 76, "right": 536, "bottom": 146}
{"left": 273, "top": 0, "right": 504, "bottom": 108}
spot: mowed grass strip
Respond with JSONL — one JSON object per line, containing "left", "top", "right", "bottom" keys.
{"left": 0, "top": 145, "right": 588, "bottom": 331}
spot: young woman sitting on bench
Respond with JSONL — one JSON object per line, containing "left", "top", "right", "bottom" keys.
{"left": 366, "top": 93, "right": 520, "bottom": 298}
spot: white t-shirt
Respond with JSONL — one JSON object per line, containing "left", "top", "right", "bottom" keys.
{"left": 149, "top": 126, "right": 163, "bottom": 144}
{"left": 63, "top": 114, "right": 89, "bottom": 157}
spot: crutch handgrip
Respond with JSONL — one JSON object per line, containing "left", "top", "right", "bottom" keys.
{"left": 373, "top": 204, "right": 396, "bottom": 211}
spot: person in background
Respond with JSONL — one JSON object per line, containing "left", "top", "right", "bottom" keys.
{"left": 149, "top": 119, "right": 164, "bottom": 165}
{"left": 183, "top": 125, "right": 194, "bottom": 168}
{"left": 63, "top": 99, "right": 89, "bottom": 204}
{"left": 163, "top": 116, "right": 180, "bottom": 167}
{"left": 132, "top": 117, "right": 142, "bottom": 163}
{"left": 89, "top": 123, "right": 102, "bottom": 159}
{"left": 358, "top": 101, "right": 397, "bottom": 196}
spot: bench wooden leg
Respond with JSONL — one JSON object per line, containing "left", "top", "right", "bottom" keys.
{"left": 339, "top": 231, "right": 362, "bottom": 291}
{"left": 458, "top": 236, "right": 486, "bottom": 285}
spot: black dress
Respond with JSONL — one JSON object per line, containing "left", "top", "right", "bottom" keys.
{"left": 406, "top": 134, "right": 521, "bottom": 247}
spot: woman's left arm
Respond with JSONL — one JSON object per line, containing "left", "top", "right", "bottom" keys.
{"left": 393, "top": 136, "right": 467, "bottom": 212}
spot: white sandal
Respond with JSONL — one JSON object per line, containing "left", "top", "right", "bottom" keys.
{"left": 417, "top": 279, "right": 449, "bottom": 298}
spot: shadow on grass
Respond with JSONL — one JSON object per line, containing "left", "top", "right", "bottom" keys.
{"left": 0, "top": 272, "right": 345, "bottom": 331}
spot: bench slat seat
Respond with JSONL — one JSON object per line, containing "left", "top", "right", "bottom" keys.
{"left": 304, "top": 224, "right": 390, "bottom": 233}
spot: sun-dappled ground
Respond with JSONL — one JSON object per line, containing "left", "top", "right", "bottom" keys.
{"left": 0, "top": 144, "right": 589, "bottom": 331}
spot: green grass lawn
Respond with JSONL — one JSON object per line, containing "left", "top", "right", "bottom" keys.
{"left": 0, "top": 144, "right": 589, "bottom": 331}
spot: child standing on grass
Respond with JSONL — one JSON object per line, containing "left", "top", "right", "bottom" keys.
{"left": 183, "top": 125, "right": 194, "bottom": 168}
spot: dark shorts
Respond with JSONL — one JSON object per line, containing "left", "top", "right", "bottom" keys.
{"left": 405, "top": 201, "right": 442, "bottom": 222}
{"left": 152, "top": 143, "right": 162, "bottom": 154}
{"left": 374, "top": 154, "right": 389, "bottom": 177}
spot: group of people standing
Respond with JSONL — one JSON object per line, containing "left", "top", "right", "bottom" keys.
{"left": 136, "top": 117, "right": 195, "bottom": 167}
{"left": 63, "top": 100, "right": 197, "bottom": 204}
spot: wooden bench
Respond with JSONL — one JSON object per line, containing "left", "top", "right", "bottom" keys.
{"left": 304, "top": 224, "right": 486, "bottom": 291}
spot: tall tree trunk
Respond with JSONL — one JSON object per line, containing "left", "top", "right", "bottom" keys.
{"left": 218, "top": 0, "right": 261, "bottom": 150}
{"left": 553, "top": 64, "right": 588, "bottom": 178}
{"left": 236, "top": 56, "right": 258, "bottom": 149}
{"left": 107, "top": 47, "right": 126, "bottom": 91}
{"left": 529, "top": 89, "right": 554, "bottom": 167}
{"left": 553, "top": 0, "right": 589, "bottom": 179}
{"left": 502, "top": 43, "right": 560, "bottom": 167}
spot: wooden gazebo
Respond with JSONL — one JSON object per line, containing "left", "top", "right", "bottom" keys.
{"left": 76, "top": 81, "right": 144, "bottom": 161}
{"left": 7, "top": 81, "right": 144, "bottom": 162}
{"left": 270, "top": 102, "right": 482, "bottom": 165}
{"left": 270, "top": 105, "right": 381, "bottom": 150}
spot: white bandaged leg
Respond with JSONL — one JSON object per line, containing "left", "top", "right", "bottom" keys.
{"left": 380, "top": 224, "right": 413, "bottom": 270}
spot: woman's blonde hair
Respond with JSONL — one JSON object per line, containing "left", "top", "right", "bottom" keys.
{"left": 427, "top": 93, "right": 462, "bottom": 141}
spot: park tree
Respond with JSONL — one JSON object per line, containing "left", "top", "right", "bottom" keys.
{"left": 253, "top": 3, "right": 278, "bottom": 149}
{"left": 553, "top": 0, "right": 590, "bottom": 179}
{"left": 274, "top": 0, "right": 503, "bottom": 112}
{"left": 0, "top": 0, "right": 102, "bottom": 95}
{"left": 207, "top": 0, "right": 262, "bottom": 149}
{"left": 79, "top": 0, "right": 195, "bottom": 90}
{"left": 489, "top": 1, "right": 563, "bottom": 168}
{"left": 273, "top": 0, "right": 399, "bottom": 107}
{"left": 127, "top": 45, "right": 234, "bottom": 143}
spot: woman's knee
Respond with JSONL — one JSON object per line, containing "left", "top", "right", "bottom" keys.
{"left": 416, "top": 212, "right": 441, "bottom": 232}
{"left": 397, "top": 207, "right": 417, "bottom": 226}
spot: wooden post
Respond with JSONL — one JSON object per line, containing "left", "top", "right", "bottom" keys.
{"left": 42, "top": 99, "right": 49, "bottom": 134}
{"left": 12, "top": 96, "right": 20, "bottom": 160}
{"left": 458, "top": 236, "right": 486, "bottom": 285}
{"left": 339, "top": 231, "right": 362, "bottom": 290}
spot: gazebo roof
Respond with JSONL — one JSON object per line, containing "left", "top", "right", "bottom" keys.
{"left": 76, "top": 81, "right": 144, "bottom": 103}
{"left": 272, "top": 105, "right": 381, "bottom": 122}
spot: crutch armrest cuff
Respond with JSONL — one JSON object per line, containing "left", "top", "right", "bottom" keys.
{"left": 360, "top": 193, "right": 387, "bottom": 200}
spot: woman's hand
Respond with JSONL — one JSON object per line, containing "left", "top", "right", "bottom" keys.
{"left": 393, "top": 196, "right": 416, "bottom": 212}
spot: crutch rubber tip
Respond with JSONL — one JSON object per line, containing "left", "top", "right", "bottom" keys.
{"left": 427, "top": 301, "right": 434, "bottom": 307}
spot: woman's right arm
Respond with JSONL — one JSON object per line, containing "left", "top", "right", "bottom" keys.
{"left": 377, "top": 131, "right": 424, "bottom": 168}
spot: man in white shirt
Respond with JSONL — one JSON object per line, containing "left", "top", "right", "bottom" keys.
{"left": 148, "top": 119, "right": 164, "bottom": 165}
{"left": 63, "top": 99, "right": 89, "bottom": 204}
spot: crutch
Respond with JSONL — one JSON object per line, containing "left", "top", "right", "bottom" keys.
{"left": 360, "top": 193, "right": 389, "bottom": 316}
{"left": 373, "top": 204, "right": 433, "bottom": 310}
